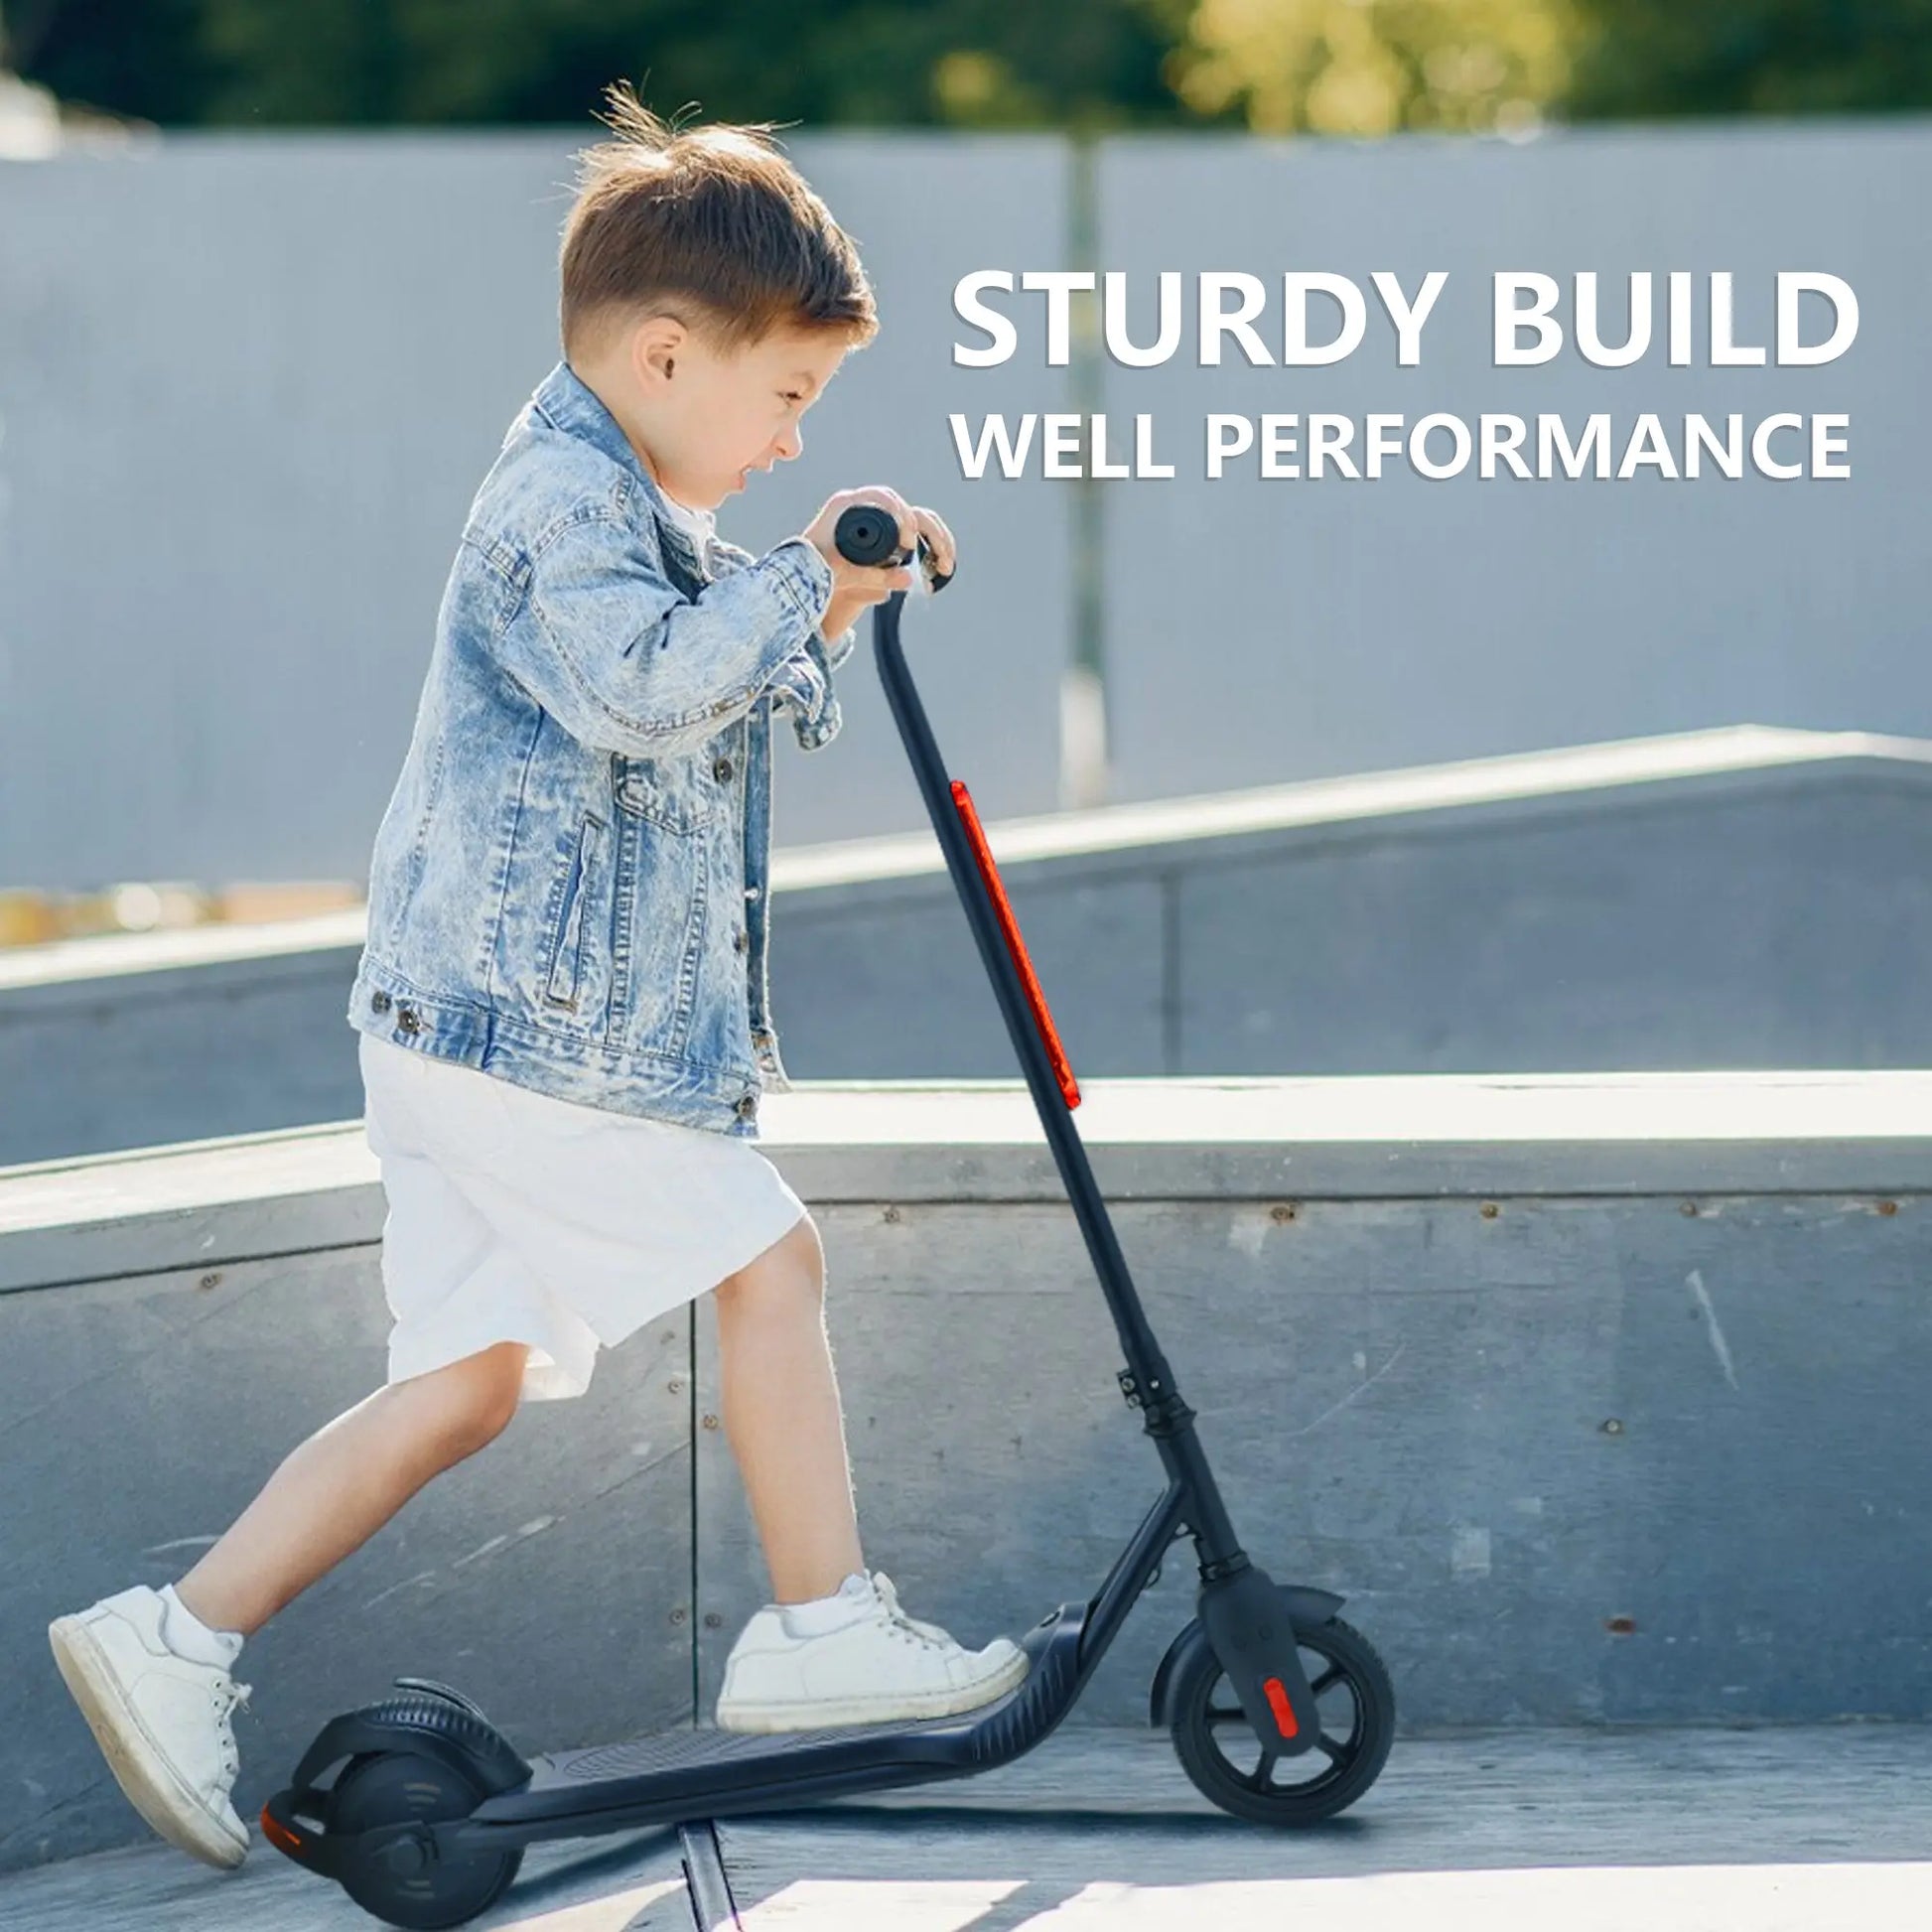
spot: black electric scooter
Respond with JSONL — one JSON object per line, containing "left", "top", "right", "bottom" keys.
{"left": 263, "top": 507, "right": 1396, "bottom": 1928}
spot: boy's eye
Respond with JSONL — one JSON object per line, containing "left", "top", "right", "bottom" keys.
{"left": 781, "top": 390, "right": 805, "bottom": 406}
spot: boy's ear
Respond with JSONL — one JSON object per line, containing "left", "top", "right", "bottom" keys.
{"left": 630, "top": 315, "right": 687, "bottom": 391}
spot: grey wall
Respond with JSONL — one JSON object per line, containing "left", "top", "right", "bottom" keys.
{"left": 775, "top": 751, "right": 1932, "bottom": 1080}
{"left": 0, "top": 938, "right": 366, "bottom": 1165}
{"left": 1093, "top": 119, "right": 1932, "bottom": 801}
{"left": 2, "top": 1082, "right": 1928, "bottom": 1867}
{"left": 6, "top": 121, "right": 1930, "bottom": 898}
{"left": 0, "top": 133, "right": 1071, "bottom": 887}
{"left": 4, "top": 734, "right": 1929, "bottom": 1168}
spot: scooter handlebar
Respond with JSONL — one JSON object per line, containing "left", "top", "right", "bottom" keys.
{"left": 832, "top": 503, "right": 953, "bottom": 593}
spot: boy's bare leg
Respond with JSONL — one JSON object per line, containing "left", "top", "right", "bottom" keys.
{"left": 714, "top": 1216, "right": 865, "bottom": 1604}
{"left": 173, "top": 1341, "right": 530, "bottom": 1637}
{"left": 711, "top": 1214, "right": 1031, "bottom": 1733}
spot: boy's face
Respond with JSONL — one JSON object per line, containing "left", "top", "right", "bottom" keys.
{"left": 635, "top": 320, "right": 851, "bottom": 511}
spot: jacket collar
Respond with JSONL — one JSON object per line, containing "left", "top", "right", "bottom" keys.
{"left": 533, "top": 361, "right": 717, "bottom": 565}
{"left": 533, "top": 360, "right": 662, "bottom": 492}
{"left": 540, "top": 362, "right": 730, "bottom": 571}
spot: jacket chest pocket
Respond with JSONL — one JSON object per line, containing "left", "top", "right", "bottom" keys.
{"left": 614, "top": 753, "right": 727, "bottom": 834}
{"left": 543, "top": 812, "right": 607, "bottom": 1010}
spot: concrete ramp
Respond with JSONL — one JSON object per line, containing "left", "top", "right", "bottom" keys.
{"left": 4, "top": 725, "right": 1930, "bottom": 1167}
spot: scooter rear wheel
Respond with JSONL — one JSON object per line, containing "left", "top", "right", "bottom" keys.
{"left": 1169, "top": 1615, "right": 1394, "bottom": 1826}
{"left": 328, "top": 1748, "right": 522, "bottom": 1929}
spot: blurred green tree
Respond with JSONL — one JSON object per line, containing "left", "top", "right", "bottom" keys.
{"left": 1566, "top": 0, "right": 1932, "bottom": 118}
{"left": 5, "top": 0, "right": 213, "bottom": 124}
{"left": 7, "top": 0, "right": 1196, "bottom": 129}
{"left": 9, "top": 0, "right": 1930, "bottom": 130}
{"left": 1169, "top": 0, "right": 1932, "bottom": 132}
{"left": 1171, "top": 0, "right": 1575, "bottom": 135}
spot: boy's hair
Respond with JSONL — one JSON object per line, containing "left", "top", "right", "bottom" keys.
{"left": 561, "top": 87, "right": 877, "bottom": 358}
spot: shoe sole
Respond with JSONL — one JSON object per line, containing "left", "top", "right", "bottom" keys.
{"left": 717, "top": 1648, "right": 1032, "bottom": 1735}
{"left": 48, "top": 1616, "right": 248, "bottom": 1870}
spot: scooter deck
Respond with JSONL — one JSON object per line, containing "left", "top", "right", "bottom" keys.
{"left": 452, "top": 1606, "right": 1086, "bottom": 1845}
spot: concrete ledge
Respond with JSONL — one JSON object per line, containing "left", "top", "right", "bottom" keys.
{"left": 4, "top": 1069, "right": 1929, "bottom": 1292}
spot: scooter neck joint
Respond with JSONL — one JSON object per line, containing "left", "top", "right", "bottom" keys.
{"left": 1117, "top": 1368, "right": 1196, "bottom": 1439}
{"left": 1198, "top": 1551, "right": 1252, "bottom": 1586}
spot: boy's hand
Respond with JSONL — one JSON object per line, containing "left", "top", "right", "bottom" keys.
{"left": 801, "top": 489, "right": 958, "bottom": 642}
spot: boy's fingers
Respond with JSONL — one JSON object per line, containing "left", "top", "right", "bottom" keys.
{"left": 911, "top": 506, "right": 955, "bottom": 571}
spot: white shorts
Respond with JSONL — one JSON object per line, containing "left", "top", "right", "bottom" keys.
{"left": 358, "top": 1035, "right": 808, "bottom": 1401}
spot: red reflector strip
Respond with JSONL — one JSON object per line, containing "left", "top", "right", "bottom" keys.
{"left": 1262, "top": 1676, "right": 1300, "bottom": 1738}
{"left": 260, "top": 1804, "right": 304, "bottom": 1856}
{"left": 950, "top": 780, "right": 1080, "bottom": 1109}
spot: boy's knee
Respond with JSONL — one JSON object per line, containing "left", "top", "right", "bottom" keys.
{"left": 422, "top": 1342, "right": 526, "bottom": 1460}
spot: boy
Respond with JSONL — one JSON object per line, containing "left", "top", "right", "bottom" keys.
{"left": 48, "top": 92, "right": 1026, "bottom": 1872}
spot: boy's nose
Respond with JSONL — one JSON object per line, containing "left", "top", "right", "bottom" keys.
{"left": 773, "top": 424, "right": 802, "bottom": 463}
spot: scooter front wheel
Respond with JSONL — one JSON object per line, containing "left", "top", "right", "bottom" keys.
{"left": 1169, "top": 1615, "right": 1394, "bottom": 1826}
{"left": 328, "top": 1748, "right": 522, "bottom": 1929}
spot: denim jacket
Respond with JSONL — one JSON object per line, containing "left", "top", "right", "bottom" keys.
{"left": 346, "top": 362, "right": 855, "bottom": 1138}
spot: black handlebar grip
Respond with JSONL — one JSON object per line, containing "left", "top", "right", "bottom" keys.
{"left": 833, "top": 504, "right": 901, "bottom": 567}
{"left": 832, "top": 502, "right": 955, "bottom": 594}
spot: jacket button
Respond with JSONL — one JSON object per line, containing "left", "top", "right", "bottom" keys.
{"left": 734, "top": 1093, "right": 758, "bottom": 1119}
{"left": 396, "top": 1005, "right": 423, "bottom": 1035}
{"left": 370, "top": 991, "right": 392, "bottom": 1015}
{"left": 713, "top": 757, "right": 734, "bottom": 782}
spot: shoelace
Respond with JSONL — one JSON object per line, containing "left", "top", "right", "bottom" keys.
{"left": 882, "top": 1619, "right": 947, "bottom": 1651}
{"left": 210, "top": 1679, "right": 252, "bottom": 1782}
{"left": 871, "top": 1578, "right": 955, "bottom": 1652}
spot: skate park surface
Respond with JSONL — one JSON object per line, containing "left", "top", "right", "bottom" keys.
{"left": 4, "top": 1726, "right": 1928, "bottom": 1929}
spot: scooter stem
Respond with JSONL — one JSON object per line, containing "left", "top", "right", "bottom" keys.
{"left": 853, "top": 566, "right": 1325, "bottom": 1744}
{"left": 837, "top": 529, "right": 1238, "bottom": 1548}
{"left": 866, "top": 587, "right": 1178, "bottom": 1403}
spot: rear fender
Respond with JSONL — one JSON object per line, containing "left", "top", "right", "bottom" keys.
{"left": 289, "top": 1689, "right": 530, "bottom": 1797}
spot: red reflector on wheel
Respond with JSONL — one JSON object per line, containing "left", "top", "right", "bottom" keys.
{"left": 950, "top": 780, "right": 1080, "bottom": 1109}
{"left": 1262, "top": 1676, "right": 1300, "bottom": 1738}
{"left": 260, "top": 1804, "right": 304, "bottom": 1855}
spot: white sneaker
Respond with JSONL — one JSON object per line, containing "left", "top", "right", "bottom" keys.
{"left": 871, "top": 1574, "right": 948, "bottom": 1644}
{"left": 716, "top": 1571, "right": 1029, "bottom": 1733}
{"left": 49, "top": 1587, "right": 251, "bottom": 1869}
